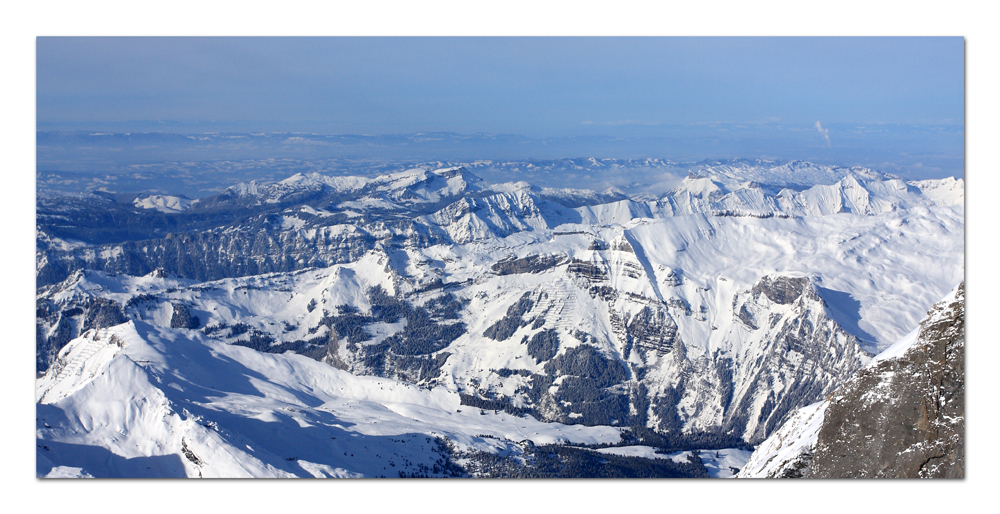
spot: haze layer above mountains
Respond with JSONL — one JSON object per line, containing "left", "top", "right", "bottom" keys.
{"left": 37, "top": 129, "right": 963, "bottom": 200}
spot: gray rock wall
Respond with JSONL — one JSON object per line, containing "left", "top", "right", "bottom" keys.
{"left": 805, "top": 283, "right": 964, "bottom": 478}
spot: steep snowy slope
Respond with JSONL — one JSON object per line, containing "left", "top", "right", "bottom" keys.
{"left": 733, "top": 400, "right": 827, "bottom": 478}
{"left": 37, "top": 320, "right": 626, "bottom": 478}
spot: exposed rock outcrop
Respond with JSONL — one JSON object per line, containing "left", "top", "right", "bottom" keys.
{"left": 36, "top": 277, "right": 128, "bottom": 375}
{"left": 737, "top": 282, "right": 964, "bottom": 478}
{"left": 805, "top": 282, "right": 964, "bottom": 478}
{"left": 717, "top": 275, "right": 871, "bottom": 443}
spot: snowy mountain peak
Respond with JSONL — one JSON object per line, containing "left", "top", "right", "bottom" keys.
{"left": 669, "top": 175, "right": 728, "bottom": 199}
{"left": 909, "top": 176, "right": 964, "bottom": 206}
{"left": 36, "top": 321, "right": 138, "bottom": 404}
{"left": 133, "top": 194, "right": 195, "bottom": 213}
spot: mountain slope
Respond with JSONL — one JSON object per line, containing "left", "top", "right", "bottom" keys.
{"left": 737, "top": 282, "right": 964, "bottom": 478}
{"left": 36, "top": 320, "right": 636, "bottom": 478}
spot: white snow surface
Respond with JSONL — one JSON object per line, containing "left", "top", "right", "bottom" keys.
{"left": 36, "top": 320, "right": 622, "bottom": 478}
{"left": 736, "top": 401, "right": 828, "bottom": 478}
{"left": 594, "top": 445, "right": 671, "bottom": 460}
{"left": 588, "top": 446, "right": 751, "bottom": 477}
{"left": 132, "top": 195, "right": 195, "bottom": 213}
{"left": 697, "top": 448, "right": 755, "bottom": 478}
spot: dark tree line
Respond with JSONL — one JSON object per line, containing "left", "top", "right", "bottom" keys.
{"left": 451, "top": 438, "right": 710, "bottom": 479}
{"left": 483, "top": 292, "right": 534, "bottom": 341}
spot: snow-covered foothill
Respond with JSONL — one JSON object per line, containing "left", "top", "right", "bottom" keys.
{"left": 36, "top": 319, "right": 622, "bottom": 478}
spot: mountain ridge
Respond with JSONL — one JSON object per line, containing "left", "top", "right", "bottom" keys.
{"left": 36, "top": 161, "right": 962, "bottom": 287}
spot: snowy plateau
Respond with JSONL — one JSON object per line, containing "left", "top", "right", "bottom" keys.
{"left": 35, "top": 160, "right": 964, "bottom": 478}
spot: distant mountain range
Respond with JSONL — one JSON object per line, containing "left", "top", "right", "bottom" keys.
{"left": 36, "top": 128, "right": 964, "bottom": 196}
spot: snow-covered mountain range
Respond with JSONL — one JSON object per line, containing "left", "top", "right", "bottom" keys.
{"left": 35, "top": 160, "right": 964, "bottom": 477}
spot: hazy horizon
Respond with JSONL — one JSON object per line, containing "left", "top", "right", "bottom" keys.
{"left": 37, "top": 37, "right": 965, "bottom": 185}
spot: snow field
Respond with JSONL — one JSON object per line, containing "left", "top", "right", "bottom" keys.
{"left": 37, "top": 320, "right": 623, "bottom": 478}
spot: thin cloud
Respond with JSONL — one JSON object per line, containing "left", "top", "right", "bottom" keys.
{"left": 815, "top": 121, "right": 832, "bottom": 147}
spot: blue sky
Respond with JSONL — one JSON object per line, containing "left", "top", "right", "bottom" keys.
{"left": 36, "top": 37, "right": 964, "bottom": 178}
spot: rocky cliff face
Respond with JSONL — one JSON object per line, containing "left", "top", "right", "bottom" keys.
{"left": 648, "top": 275, "right": 871, "bottom": 444}
{"left": 727, "top": 277, "right": 870, "bottom": 443}
{"left": 35, "top": 271, "right": 129, "bottom": 375}
{"left": 737, "top": 282, "right": 964, "bottom": 478}
{"left": 805, "top": 282, "right": 964, "bottom": 478}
